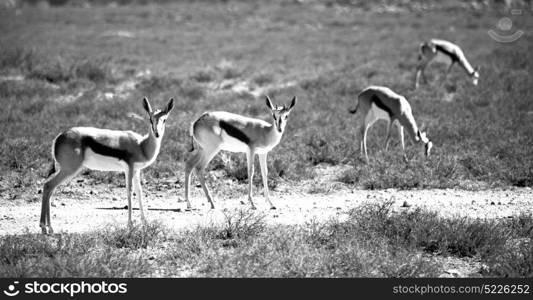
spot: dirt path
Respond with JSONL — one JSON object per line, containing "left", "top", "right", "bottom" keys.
{"left": 1, "top": 176, "right": 532, "bottom": 235}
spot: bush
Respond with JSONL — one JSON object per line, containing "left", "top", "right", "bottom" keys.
{"left": 348, "top": 201, "right": 510, "bottom": 258}
{"left": 0, "top": 47, "right": 39, "bottom": 71}
{"left": 100, "top": 221, "right": 165, "bottom": 250}
{"left": 215, "top": 209, "right": 266, "bottom": 240}
{"left": 484, "top": 241, "right": 533, "bottom": 278}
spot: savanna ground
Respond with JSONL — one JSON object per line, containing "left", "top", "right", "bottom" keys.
{"left": 0, "top": 0, "right": 532, "bottom": 277}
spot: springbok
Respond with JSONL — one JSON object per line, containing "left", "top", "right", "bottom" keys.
{"left": 184, "top": 96, "right": 297, "bottom": 210}
{"left": 40, "top": 97, "right": 174, "bottom": 234}
{"left": 415, "top": 39, "right": 479, "bottom": 89}
{"left": 349, "top": 86, "right": 432, "bottom": 162}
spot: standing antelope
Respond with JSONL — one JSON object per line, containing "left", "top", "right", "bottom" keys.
{"left": 414, "top": 39, "right": 480, "bottom": 89}
{"left": 184, "top": 96, "right": 297, "bottom": 210}
{"left": 349, "top": 86, "right": 432, "bottom": 162}
{"left": 40, "top": 97, "right": 174, "bottom": 234}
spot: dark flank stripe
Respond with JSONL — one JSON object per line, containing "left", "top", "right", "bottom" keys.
{"left": 371, "top": 95, "right": 393, "bottom": 118}
{"left": 81, "top": 136, "right": 131, "bottom": 162}
{"left": 219, "top": 120, "right": 250, "bottom": 144}
{"left": 434, "top": 44, "right": 459, "bottom": 62}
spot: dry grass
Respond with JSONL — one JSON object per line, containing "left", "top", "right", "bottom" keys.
{"left": 1, "top": 205, "right": 531, "bottom": 277}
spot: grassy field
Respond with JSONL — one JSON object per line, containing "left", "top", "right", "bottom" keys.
{"left": 1, "top": 0, "right": 532, "bottom": 190}
{"left": 0, "top": 0, "right": 532, "bottom": 277}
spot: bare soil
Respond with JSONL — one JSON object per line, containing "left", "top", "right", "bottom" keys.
{"left": 1, "top": 165, "right": 531, "bottom": 278}
{"left": 1, "top": 165, "right": 532, "bottom": 236}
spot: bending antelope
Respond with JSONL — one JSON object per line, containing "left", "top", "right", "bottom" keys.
{"left": 40, "top": 97, "right": 174, "bottom": 234}
{"left": 415, "top": 39, "right": 479, "bottom": 89}
{"left": 184, "top": 96, "right": 297, "bottom": 210}
{"left": 349, "top": 86, "right": 432, "bottom": 162}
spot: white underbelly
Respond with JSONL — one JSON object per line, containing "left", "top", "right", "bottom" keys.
{"left": 255, "top": 144, "right": 276, "bottom": 154}
{"left": 431, "top": 51, "right": 453, "bottom": 65}
{"left": 219, "top": 132, "right": 250, "bottom": 153}
{"left": 370, "top": 103, "right": 390, "bottom": 122}
{"left": 83, "top": 149, "right": 128, "bottom": 171}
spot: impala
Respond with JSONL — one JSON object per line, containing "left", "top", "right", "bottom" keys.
{"left": 40, "top": 97, "right": 174, "bottom": 234}
{"left": 349, "top": 86, "right": 432, "bottom": 161}
{"left": 415, "top": 39, "right": 479, "bottom": 89}
{"left": 184, "top": 96, "right": 297, "bottom": 210}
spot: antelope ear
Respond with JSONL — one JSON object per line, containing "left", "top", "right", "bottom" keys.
{"left": 165, "top": 98, "right": 174, "bottom": 113}
{"left": 265, "top": 95, "right": 275, "bottom": 110}
{"left": 142, "top": 97, "right": 152, "bottom": 114}
{"left": 288, "top": 96, "right": 297, "bottom": 110}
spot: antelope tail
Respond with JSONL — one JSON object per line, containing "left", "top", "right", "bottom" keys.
{"left": 349, "top": 91, "right": 362, "bottom": 114}
{"left": 46, "top": 163, "right": 56, "bottom": 178}
{"left": 188, "top": 135, "right": 195, "bottom": 152}
{"left": 188, "top": 120, "right": 196, "bottom": 152}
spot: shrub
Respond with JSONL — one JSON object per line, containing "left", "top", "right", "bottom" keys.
{"left": 215, "top": 209, "right": 266, "bottom": 240}
{"left": 348, "top": 201, "right": 510, "bottom": 258}
{"left": 191, "top": 68, "right": 217, "bottom": 83}
{"left": 484, "top": 240, "right": 533, "bottom": 277}
{"left": 100, "top": 221, "right": 165, "bottom": 250}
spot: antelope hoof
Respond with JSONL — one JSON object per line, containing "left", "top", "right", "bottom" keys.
{"left": 40, "top": 224, "right": 53, "bottom": 235}
{"left": 425, "top": 141, "right": 433, "bottom": 157}
{"left": 42, "top": 226, "right": 53, "bottom": 235}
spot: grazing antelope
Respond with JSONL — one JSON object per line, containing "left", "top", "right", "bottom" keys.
{"left": 415, "top": 39, "right": 479, "bottom": 89}
{"left": 40, "top": 97, "right": 174, "bottom": 234}
{"left": 349, "top": 86, "right": 432, "bottom": 162}
{"left": 184, "top": 96, "right": 297, "bottom": 210}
